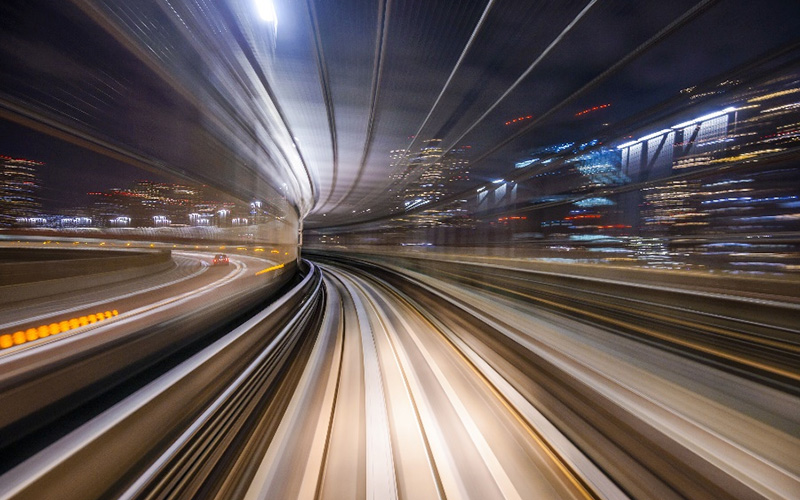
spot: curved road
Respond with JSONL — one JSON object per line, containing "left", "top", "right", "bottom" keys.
{"left": 0, "top": 250, "right": 287, "bottom": 356}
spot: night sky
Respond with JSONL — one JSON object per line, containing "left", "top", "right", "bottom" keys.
{"left": 1, "top": 0, "right": 799, "bottom": 218}
{"left": 0, "top": 119, "right": 172, "bottom": 211}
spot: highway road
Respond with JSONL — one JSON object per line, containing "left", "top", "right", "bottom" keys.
{"left": 0, "top": 255, "right": 797, "bottom": 499}
{"left": 0, "top": 250, "right": 288, "bottom": 355}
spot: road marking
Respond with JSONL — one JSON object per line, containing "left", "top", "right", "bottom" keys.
{"left": 255, "top": 263, "right": 285, "bottom": 275}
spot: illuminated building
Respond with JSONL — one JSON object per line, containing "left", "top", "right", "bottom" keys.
{"left": 401, "top": 139, "right": 445, "bottom": 211}
{"left": 0, "top": 155, "right": 42, "bottom": 227}
{"left": 87, "top": 180, "right": 215, "bottom": 227}
{"left": 386, "top": 148, "right": 411, "bottom": 206}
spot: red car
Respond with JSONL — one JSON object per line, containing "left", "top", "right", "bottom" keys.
{"left": 212, "top": 253, "right": 229, "bottom": 265}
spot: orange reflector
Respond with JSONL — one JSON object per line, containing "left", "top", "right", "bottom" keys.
{"left": 1, "top": 335, "right": 14, "bottom": 349}
{"left": 14, "top": 331, "right": 27, "bottom": 345}
{"left": 2, "top": 308, "right": 123, "bottom": 349}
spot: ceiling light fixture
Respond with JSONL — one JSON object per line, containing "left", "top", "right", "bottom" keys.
{"left": 255, "top": 0, "right": 277, "bottom": 23}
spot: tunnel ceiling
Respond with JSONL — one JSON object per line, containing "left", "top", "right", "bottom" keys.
{"left": 2, "top": 0, "right": 799, "bottom": 226}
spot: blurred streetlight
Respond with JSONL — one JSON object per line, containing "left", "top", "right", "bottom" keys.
{"left": 255, "top": 0, "right": 277, "bottom": 24}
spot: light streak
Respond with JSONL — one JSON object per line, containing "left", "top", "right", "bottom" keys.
{"left": 255, "top": 263, "right": 285, "bottom": 275}
{"left": 575, "top": 103, "right": 610, "bottom": 116}
{"left": 617, "top": 107, "right": 737, "bottom": 149}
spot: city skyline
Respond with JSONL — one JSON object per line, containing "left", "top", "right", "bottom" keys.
{"left": 0, "top": 118, "right": 174, "bottom": 212}
{"left": 0, "top": 156, "right": 265, "bottom": 229}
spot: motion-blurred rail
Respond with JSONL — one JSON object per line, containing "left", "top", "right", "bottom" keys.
{"left": 0, "top": 257, "right": 798, "bottom": 499}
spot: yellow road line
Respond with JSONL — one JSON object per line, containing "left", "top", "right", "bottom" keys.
{"left": 255, "top": 263, "right": 285, "bottom": 276}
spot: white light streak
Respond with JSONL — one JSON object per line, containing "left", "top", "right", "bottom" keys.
{"left": 618, "top": 107, "right": 737, "bottom": 149}
{"left": 671, "top": 107, "right": 736, "bottom": 130}
{"left": 638, "top": 129, "right": 673, "bottom": 143}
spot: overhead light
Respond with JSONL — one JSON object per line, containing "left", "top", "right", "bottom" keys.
{"left": 255, "top": 0, "right": 277, "bottom": 23}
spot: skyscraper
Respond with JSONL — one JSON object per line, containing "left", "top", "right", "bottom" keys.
{"left": 0, "top": 155, "right": 42, "bottom": 226}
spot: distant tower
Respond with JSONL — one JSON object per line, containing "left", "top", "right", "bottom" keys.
{"left": 0, "top": 155, "right": 42, "bottom": 226}
{"left": 403, "top": 139, "right": 445, "bottom": 210}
